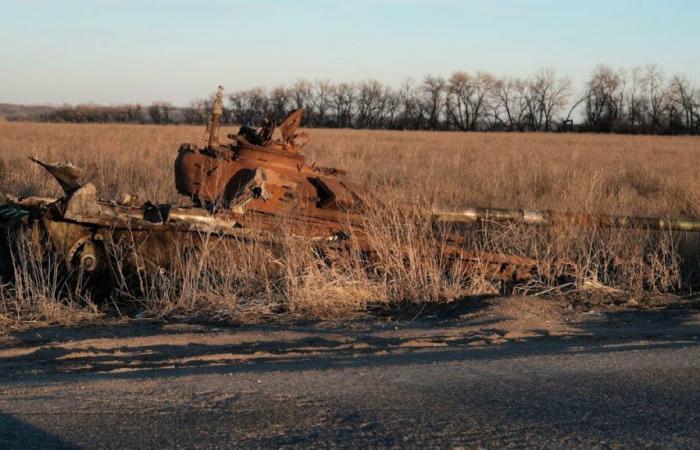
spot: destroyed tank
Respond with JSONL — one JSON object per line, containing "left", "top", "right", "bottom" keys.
{"left": 174, "top": 86, "right": 365, "bottom": 232}
{"left": 0, "top": 86, "right": 543, "bottom": 289}
{"left": 2, "top": 86, "right": 699, "bottom": 297}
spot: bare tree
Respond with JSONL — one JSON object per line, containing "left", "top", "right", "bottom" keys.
{"left": 422, "top": 75, "right": 447, "bottom": 130}
{"left": 331, "top": 82, "right": 355, "bottom": 128}
{"left": 491, "top": 77, "right": 528, "bottom": 131}
{"left": 667, "top": 74, "right": 698, "bottom": 132}
{"left": 269, "top": 86, "right": 291, "bottom": 122}
{"left": 643, "top": 64, "right": 666, "bottom": 130}
{"left": 584, "top": 65, "right": 624, "bottom": 132}
{"left": 446, "top": 71, "right": 493, "bottom": 131}
{"left": 227, "top": 88, "right": 269, "bottom": 126}
{"left": 356, "top": 80, "right": 385, "bottom": 129}
{"left": 381, "top": 87, "right": 401, "bottom": 129}
{"left": 184, "top": 98, "right": 209, "bottom": 124}
{"left": 625, "top": 66, "right": 647, "bottom": 129}
{"left": 530, "top": 68, "right": 572, "bottom": 131}
{"left": 396, "top": 78, "right": 423, "bottom": 129}
{"left": 148, "top": 101, "right": 174, "bottom": 124}
{"left": 290, "top": 79, "right": 313, "bottom": 114}
{"left": 310, "top": 80, "right": 334, "bottom": 127}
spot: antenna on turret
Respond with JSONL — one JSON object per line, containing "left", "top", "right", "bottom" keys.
{"left": 206, "top": 86, "right": 224, "bottom": 148}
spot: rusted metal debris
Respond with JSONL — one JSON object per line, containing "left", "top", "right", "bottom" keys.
{"left": 9, "top": 85, "right": 696, "bottom": 298}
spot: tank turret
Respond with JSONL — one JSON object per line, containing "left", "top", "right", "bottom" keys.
{"left": 175, "top": 87, "right": 363, "bottom": 217}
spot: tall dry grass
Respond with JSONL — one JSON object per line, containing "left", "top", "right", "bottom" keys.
{"left": 0, "top": 122, "right": 699, "bottom": 327}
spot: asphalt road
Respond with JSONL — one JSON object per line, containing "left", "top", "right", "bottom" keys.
{"left": 0, "top": 302, "right": 699, "bottom": 448}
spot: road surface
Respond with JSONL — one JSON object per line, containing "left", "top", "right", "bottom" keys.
{"left": 0, "top": 297, "right": 698, "bottom": 448}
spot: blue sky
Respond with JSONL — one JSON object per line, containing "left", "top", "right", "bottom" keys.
{"left": 1, "top": 0, "right": 698, "bottom": 105}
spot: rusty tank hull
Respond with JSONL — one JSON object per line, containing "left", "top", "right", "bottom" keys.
{"left": 0, "top": 180, "right": 546, "bottom": 287}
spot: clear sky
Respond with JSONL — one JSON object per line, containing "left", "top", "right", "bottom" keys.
{"left": 1, "top": 0, "right": 698, "bottom": 105}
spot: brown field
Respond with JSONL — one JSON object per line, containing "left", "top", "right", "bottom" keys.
{"left": 3, "top": 122, "right": 700, "bottom": 215}
{"left": 1, "top": 121, "right": 699, "bottom": 328}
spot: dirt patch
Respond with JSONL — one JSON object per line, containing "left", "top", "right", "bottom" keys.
{"left": 465, "top": 296, "right": 575, "bottom": 340}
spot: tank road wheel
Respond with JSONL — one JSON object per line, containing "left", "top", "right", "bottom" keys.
{"left": 66, "top": 236, "right": 113, "bottom": 299}
{"left": 66, "top": 236, "right": 101, "bottom": 273}
{"left": 69, "top": 240, "right": 100, "bottom": 273}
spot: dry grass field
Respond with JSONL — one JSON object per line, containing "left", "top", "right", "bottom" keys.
{"left": 1, "top": 121, "right": 699, "bottom": 327}
{"left": 2, "top": 122, "right": 699, "bottom": 215}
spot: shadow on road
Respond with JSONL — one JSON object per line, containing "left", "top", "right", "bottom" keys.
{"left": 0, "top": 298, "right": 698, "bottom": 383}
{"left": 0, "top": 412, "right": 77, "bottom": 449}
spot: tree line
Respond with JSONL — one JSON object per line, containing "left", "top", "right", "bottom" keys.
{"left": 7, "top": 64, "right": 699, "bottom": 135}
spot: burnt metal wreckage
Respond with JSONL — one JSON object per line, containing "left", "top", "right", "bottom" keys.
{"left": 1, "top": 86, "right": 699, "bottom": 298}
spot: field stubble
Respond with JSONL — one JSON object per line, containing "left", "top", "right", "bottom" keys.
{"left": 1, "top": 121, "right": 699, "bottom": 327}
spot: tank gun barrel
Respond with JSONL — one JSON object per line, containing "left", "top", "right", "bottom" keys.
{"left": 432, "top": 206, "right": 700, "bottom": 233}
